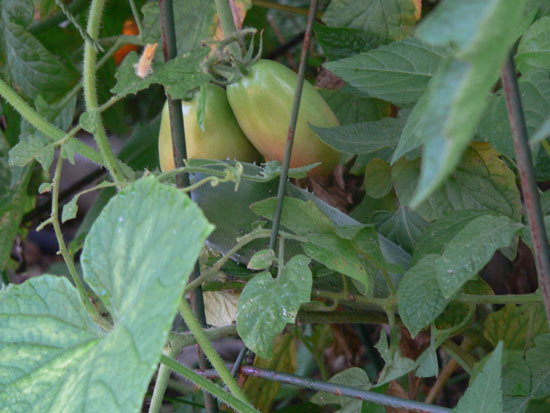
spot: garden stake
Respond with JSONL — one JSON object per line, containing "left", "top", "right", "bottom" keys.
{"left": 268, "top": 0, "right": 319, "bottom": 252}
{"left": 201, "top": 366, "right": 451, "bottom": 413}
{"left": 157, "top": 1, "right": 216, "bottom": 412}
{"left": 501, "top": 54, "right": 550, "bottom": 329}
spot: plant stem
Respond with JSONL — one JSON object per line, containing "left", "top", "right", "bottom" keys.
{"left": 501, "top": 55, "right": 550, "bottom": 329}
{"left": 128, "top": 0, "right": 144, "bottom": 39}
{"left": 160, "top": 355, "right": 257, "bottom": 413}
{"left": 202, "top": 366, "right": 451, "bottom": 413}
{"left": 83, "top": 0, "right": 124, "bottom": 182}
{"left": 169, "top": 325, "right": 238, "bottom": 349}
{"left": 51, "top": 156, "right": 97, "bottom": 318}
{"left": 28, "top": 0, "right": 89, "bottom": 34}
{"left": 178, "top": 299, "right": 251, "bottom": 404}
{"left": 0, "top": 78, "right": 64, "bottom": 141}
{"left": 442, "top": 340, "right": 476, "bottom": 375}
{"left": 456, "top": 292, "right": 542, "bottom": 305}
{"left": 252, "top": 0, "right": 323, "bottom": 18}
{"left": 425, "top": 337, "right": 474, "bottom": 404}
{"left": 268, "top": 0, "right": 318, "bottom": 252}
{"left": 298, "top": 310, "right": 393, "bottom": 325}
{"left": 149, "top": 340, "right": 182, "bottom": 413}
{"left": 214, "top": 0, "right": 241, "bottom": 59}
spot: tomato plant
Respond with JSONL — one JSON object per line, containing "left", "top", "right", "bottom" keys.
{"left": 227, "top": 59, "right": 340, "bottom": 176}
{"left": 2, "top": 1, "right": 550, "bottom": 412}
{"left": 158, "top": 83, "right": 260, "bottom": 171}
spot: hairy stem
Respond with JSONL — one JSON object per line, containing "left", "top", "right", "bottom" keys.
{"left": 178, "top": 299, "right": 251, "bottom": 404}
{"left": 149, "top": 341, "right": 182, "bottom": 413}
{"left": 83, "top": 0, "right": 124, "bottom": 182}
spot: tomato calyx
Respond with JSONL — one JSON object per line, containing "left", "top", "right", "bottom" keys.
{"left": 203, "top": 28, "right": 263, "bottom": 86}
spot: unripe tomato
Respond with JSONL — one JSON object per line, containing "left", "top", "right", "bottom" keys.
{"left": 226, "top": 59, "right": 340, "bottom": 176}
{"left": 158, "top": 83, "right": 261, "bottom": 171}
{"left": 114, "top": 19, "right": 140, "bottom": 66}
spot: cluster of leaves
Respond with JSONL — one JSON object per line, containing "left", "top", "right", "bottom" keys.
{"left": 2, "top": 0, "right": 550, "bottom": 412}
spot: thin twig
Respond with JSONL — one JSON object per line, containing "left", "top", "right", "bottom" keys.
{"left": 268, "top": 0, "right": 318, "bottom": 251}
{"left": 501, "top": 55, "right": 550, "bottom": 329}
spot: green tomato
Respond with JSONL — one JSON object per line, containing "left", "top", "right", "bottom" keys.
{"left": 227, "top": 59, "right": 340, "bottom": 176}
{"left": 158, "top": 83, "right": 261, "bottom": 172}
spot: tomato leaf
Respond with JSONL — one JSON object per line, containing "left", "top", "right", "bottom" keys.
{"left": 392, "top": 143, "right": 522, "bottom": 222}
{"left": 409, "top": 0, "right": 527, "bottom": 207}
{"left": 310, "top": 116, "right": 405, "bottom": 155}
{"left": 516, "top": 16, "right": 550, "bottom": 73}
{"left": 454, "top": 342, "right": 504, "bottom": 413}
{"left": 324, "top": 37, "right": 449, "bottom": 105}
{"left": 478, "top": 69, "right": 550, "bottom": 161}
{"left": 314, "top": 24, "right": 383, "bottom": 61}
{"left": 111, "top": 49, "right": 211, "bottom": 99}
{"left": 237, "top": 255, "right": 312, "bottom": 358}
{"left": 322, "top": 0, "right": 418, "bottom": 40}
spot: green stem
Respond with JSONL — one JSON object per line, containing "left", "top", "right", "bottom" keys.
{"left": 0, "top": 78, "right": 65, "bottom": 141}
{"left": 128, "top": 0, "right": 144, "bottom": 39}
{"left": 169, "top": 325, "right": 238, "bottom": 349}
{"left": 214, "top": 0, "right": 241, "bottom": 59}
{"left": 298, "top": 310, "right": 394, "bottom": 325}
{"left": 149, "top": 340, "right": 182, "bottom": 413}
{"left": 28, "top": 0, "right": 89, "bottom": 34}
{"left": 51, "top": 157, "right": 98, "bottom": 318}
{"left": 83, "top": 0, "right": 124, "bottom": 182}
{"left": 442, "top": 340, "right": 476, "bottom": 375}
{"left": 268, "top": 0, "right": 318, "bottom": 252}
{"left": 456, "top": 292, "right": 542, "bottom": 305}
{"left": 160, "top": 355, "right": 257, "bottom": 413}
{"left": 184, "top": 229, "right": 270, "bottom": 293}
{"left": 252, "top": 0, "right": 322, "bottom": 18}
{"left": 178, "top": 299, "right": 251, "bottom": 404}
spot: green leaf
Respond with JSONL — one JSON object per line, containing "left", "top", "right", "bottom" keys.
{"left": 516, "top": 16, "right": 550, "bottom": 73}
{"left": 390, "top": 89, "right": 429, "bottom": 163}
{"left": 0, "top": 7, "right": 78, "bottom": 102}
{"left": 530, "top": 118, "right": 550, "bottom": 146}
{"left": 236, "top": 255, "right": 312, "bottom": 358}
{"left": 435, "top": 215, "right": 523, "bottom": 298}
{"left": 0, "top": 178, "right": 213, "bottom": 411}
{"left": 375, "top": 330, "right": 417, "bottom": 385}
{"left": 8, "top": 133, "right": 53, "bottom": 170}
{"left": 478, "top": 69, "right": 550, "bottom": 160}
{"left": 310, "top": 116, "right": 405, "bottom": 155}
{"left": 111, "top": 49, "right": 211, "bottom": 99}
{"left": 398, "top": 255, "right": 448, "bottom": 338}
{"left": 247, "top": 249, "right": 276, "bottom": 270}
{"left": 324, "top": 37, "right": 449, "bottom": 105}
{"left": 410, "top": 0, "right": 527, "bottom": 207}
{"left": 0, "top": 142, "right": 33, "bottom": 272}
{"left": 392, "top": 143, "right": 522, "bottom": 222}
{"left": 501, "top": 350, "right": 531, "bottom": 397}
{"left": 484, "top": 304, "right": 549, "bottom": 349}
{"left": 364, "top": 158, "right": 392, "bottom": 199}
{"left": 311, "top": 367, "right": 371, "bottom": 411}
{"left": 322, "top": 0, "right": 418, "bottom": 40}
{"left": 314, "top": 24, "right": 383, "bottom": 61}
{"left": 142, "top": 0, "right": 216, "bottom": 54}
{"left": 251, "top": 197, "right": 372, "bottom": 293}
{"left": 525, "top": 334, "right": 550, "bottom": 399}
{"left": 116, "top": 117, "right": 161, "bottom": 170}
{"left": 454, "top": 342, "right": 504, "bottom": 413}
{"left": 318, "top": 88, "right": 391, "bottom": 125}
{"left": 412, "top": 210, "right": 492, "bottom": 265}
{"left": 376, "top": 206, "right": 428, "bottom": 253}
